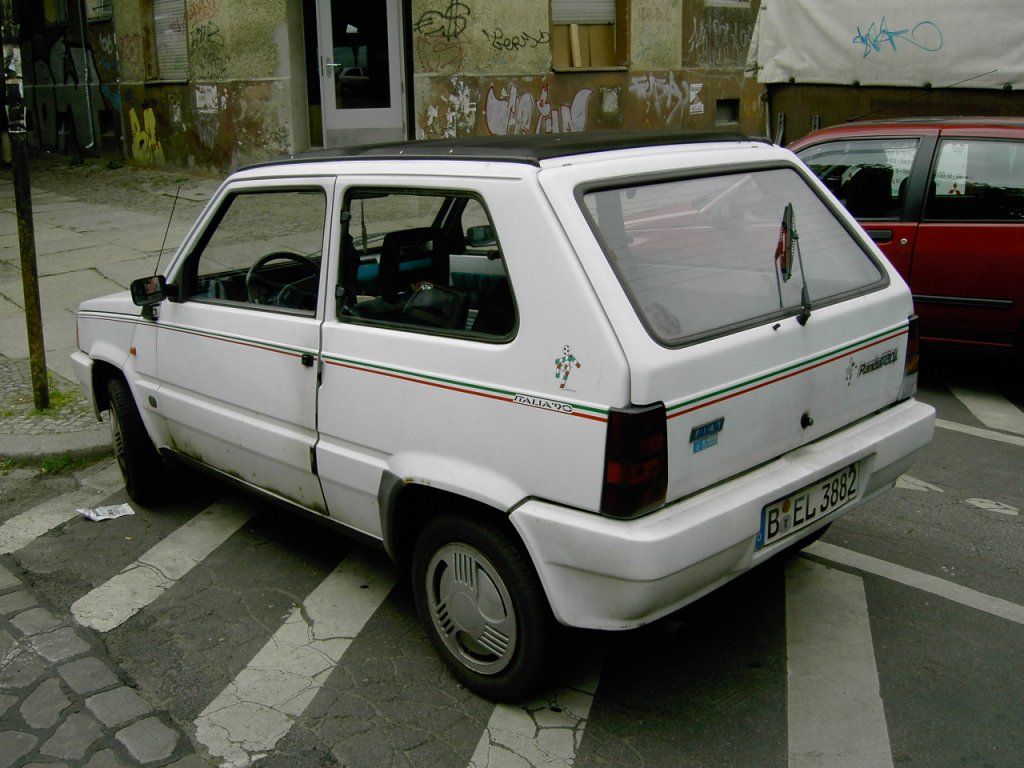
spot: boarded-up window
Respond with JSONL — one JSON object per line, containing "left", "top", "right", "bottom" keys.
{"left": 551, "top": 0, "right": 620, "bottom": 69}
{"left": 154, "top": 0, "right": 187, "bottom": 79}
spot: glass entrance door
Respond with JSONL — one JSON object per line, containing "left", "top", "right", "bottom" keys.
{"left": 317, "top": 0, "right": 404, "bottom": 143}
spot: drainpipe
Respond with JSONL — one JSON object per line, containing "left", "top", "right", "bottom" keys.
{"left": 77, "top": 0, "right": 95, "bottom": 149}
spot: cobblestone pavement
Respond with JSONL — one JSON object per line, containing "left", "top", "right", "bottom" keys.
{"left": 0, "top": 357, "right": 97, "bottom": 437}
{"left": 1, "top": 556, "right": 212, "bottom": 768}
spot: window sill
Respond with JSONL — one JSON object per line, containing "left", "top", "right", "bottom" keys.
{"left": 551, "top": 65, "right": 628, "bottom": 73}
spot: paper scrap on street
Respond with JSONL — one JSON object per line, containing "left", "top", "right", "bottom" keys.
{"left": 78, "top": 503, "right": 135, "bottom": 522}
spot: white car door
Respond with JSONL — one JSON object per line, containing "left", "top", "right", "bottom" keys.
{"left": 152, "top": 180, "right": 333, "bottom": 512}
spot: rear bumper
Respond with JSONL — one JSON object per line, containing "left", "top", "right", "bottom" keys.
{"left": 510, "top": 398, "right": 935, "bottom": 630}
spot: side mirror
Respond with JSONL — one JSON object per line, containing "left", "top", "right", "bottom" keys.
{"left": 130, "top": 275, "right": 168, "bottom": 306}
{"left": 466, "top": 224, "right": 495, "bottom": 247}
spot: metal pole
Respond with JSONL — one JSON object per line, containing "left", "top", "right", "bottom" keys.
{"left": 76, "top": 0, "right": 95, "bottom": 150}
{"left": 2, "top": 0, "right": 49, "bottom": 410}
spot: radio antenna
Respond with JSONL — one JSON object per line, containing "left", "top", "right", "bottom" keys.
{"left": 846, "top": 70, "right": 999, "bottom": 123}
{"left": 153, "top": 186, "right": 181, "bottom": 276}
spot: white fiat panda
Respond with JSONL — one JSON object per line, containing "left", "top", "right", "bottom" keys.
{"left": 73, "top": 132, "right": 935, "bottom": 700}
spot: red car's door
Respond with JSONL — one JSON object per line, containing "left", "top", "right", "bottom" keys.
{"left": 911, "top": 136, "right": 1024, "bottom": 349}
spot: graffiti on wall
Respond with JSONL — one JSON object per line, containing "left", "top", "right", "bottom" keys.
{"left": 481, "top": 28, "right": 550, "bottom": 52}
{"left": 485, "top": 84, "right": 592, "bottom": 135}
{"left": 852, "top": 17, "right": 943, "bottom": 58}
{"left": 130, "top": 106, "right": 165, "bottom": 165}
{"left": 28, "top": 34, "right": 113, "bottom": 152}
{"left": 628, "top": 72, "right": 703, "bottom": 127}
{"left": 191, "top": 22, "right": 227, "bottom": 79}
{"left": 415, "top": 0, "right": 470, "bottom": 70}
{"left": 186, "top": 0, "right": 219, "bottom": 26}
{"left": 687, "top": 13, "right": 753, "bottom": 67}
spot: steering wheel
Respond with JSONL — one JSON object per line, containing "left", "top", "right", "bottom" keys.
{"left": 245, "top": 252, "right": 320, "bottom": 307}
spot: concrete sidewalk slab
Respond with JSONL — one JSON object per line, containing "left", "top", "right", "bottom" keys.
{"left": 0, "top": 156, "right": 222, "bottom": 464}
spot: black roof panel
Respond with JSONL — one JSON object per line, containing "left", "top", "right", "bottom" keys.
{"left": 251, "top": 130, "right": 765, "bottom": 170}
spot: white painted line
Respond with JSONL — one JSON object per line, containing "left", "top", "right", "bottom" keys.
{"left": 786, "top": 558, "right": 893, "bottom": 768}
{"left": 468, "top": 644, "right": 605, "bottom": 768}
{"left": 195, "top": 549, "right": 397, "bottom": 768}
{"left": 965, "top": 498, "right": 1019, "bottom": 516}
{"left": 935, "top": 418, "right": 1024, "bottom": 448}
{"left": 950, "top": 387, "right": 1024, "bottom": 435}
{"left": 894, "top": 474, "right": 943, "bottom": 492}
{"left": 806, "top": 542, "right": 1024, "bottom": 626}
{"left": 0, "top": 461, "right": 124, "bottom": 554}
{"left": 72, "top": 498, "right": 255, "bottom": 632}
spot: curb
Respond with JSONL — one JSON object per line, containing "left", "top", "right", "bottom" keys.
{"left": 0, "top": 425, "right": 112, "bottom": 464}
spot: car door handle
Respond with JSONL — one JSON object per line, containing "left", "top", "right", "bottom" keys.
{"left": 300, "top": 353, "right": 315, "bottom": 367}
{"left": 868, "top": 229, "right": 892, "bottom": 243}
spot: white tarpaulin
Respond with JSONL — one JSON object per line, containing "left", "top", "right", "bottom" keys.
{"left": 749, "top": 0, "right": 1024, "bottom": 90}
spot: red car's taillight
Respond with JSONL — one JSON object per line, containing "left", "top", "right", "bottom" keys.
{"left": 600, "top": 402, "right": 668, "bottom": 519}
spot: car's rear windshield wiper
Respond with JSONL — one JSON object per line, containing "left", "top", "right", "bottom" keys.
{"left": 774, "top": 202, "right": 812, "bottom": 325}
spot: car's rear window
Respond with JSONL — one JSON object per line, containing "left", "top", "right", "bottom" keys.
{"left": 582, "top": 168, "right": 885, "bottom": 346}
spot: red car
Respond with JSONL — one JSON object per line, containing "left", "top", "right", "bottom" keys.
{"left": 790, "top": 117, "right": 1024, "bottom": 368}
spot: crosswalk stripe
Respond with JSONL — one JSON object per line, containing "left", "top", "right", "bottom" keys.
{"left": 194, "top": 548, "right": 397, "bottom": 768}
{"left": 786, "top": 558, "right": 893, "bottom": 768}
{"left": 950, "top": 386, "right": 1024, "bottom": 435}
{"left": 468, "top": 645, "right": 605, "bottom": 768}
{"left": 0, "top": 461, "right": 124, "bottom": 555}
{"left": 806, "top": 541, "right": 1024, "bottom": 626}
{"left": 71, "top": 496, "right": 255, "bottom": 632}
{"left": 935, "top": 418, "right": 1024, "bottom": 447}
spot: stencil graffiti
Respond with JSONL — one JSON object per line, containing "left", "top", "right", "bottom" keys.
{"left": 485, "top": 84, "right": 592, "bottom": 135}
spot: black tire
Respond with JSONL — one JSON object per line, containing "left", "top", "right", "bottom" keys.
{"left": 411, "top": 513, "right": 557, "bottom": 702}
{"left": 107, "top": 377, "right": 164, "bottom": 504}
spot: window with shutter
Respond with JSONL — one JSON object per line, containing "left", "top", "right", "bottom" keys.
{"left": 550, "top": 0, "right": 623, "bottom": 69}
{"left": 153, "top": 0, "right": 187, "bottom": 80}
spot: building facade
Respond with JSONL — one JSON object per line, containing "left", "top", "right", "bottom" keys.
{"left": 15, "top": 1, "right": 1022, "bottom": 171}
{"left": 15, "top": 0, "right": 766, "bottom": 170}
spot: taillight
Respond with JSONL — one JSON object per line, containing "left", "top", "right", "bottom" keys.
{"left": 899, "top": 314, "right": 920, "bottom": 401}
{"left": 600, "top": 402, "right": 668, "bottom": 519}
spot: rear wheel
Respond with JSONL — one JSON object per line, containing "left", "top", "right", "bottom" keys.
{"left": 107, "top": 377, "right": 163, "bottom": 504}
{"left": 412, "top": 513, "right": 557, "bottom": 701}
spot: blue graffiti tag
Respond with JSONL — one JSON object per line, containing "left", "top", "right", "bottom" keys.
{"left": 852, "top": 17, "right": 943, "bottom": 58}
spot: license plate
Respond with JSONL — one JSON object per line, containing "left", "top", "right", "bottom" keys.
{"left": 756, "top": 463, "right": 859, "bottom": 549}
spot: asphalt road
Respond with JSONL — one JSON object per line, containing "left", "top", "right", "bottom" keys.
{"left": 2, "top": 350, "right": 1022, "bottom": 768}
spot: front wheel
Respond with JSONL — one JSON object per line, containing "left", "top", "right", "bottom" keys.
{"left": 412, "top": 513, "right": 557, "bottom": 701}
{"left": 107, "top": 377, "right": 164, "bottom": 504}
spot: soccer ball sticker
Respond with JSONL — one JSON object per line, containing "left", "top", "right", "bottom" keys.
{"left": 554, "top": 344, "right": 582, "bottom": 389}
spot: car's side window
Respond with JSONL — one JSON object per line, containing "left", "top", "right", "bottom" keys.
{"left": 337, "top": 190, "right": 516, "bottom": 339}
{"left": 797, "top": 138, "right": 919, "bottom": 220}
{"left": 926, "top": 139, "right": 1024, "bottom": 222}
{"left": 183, "top": 189, "right": 327, "bottom": 314}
